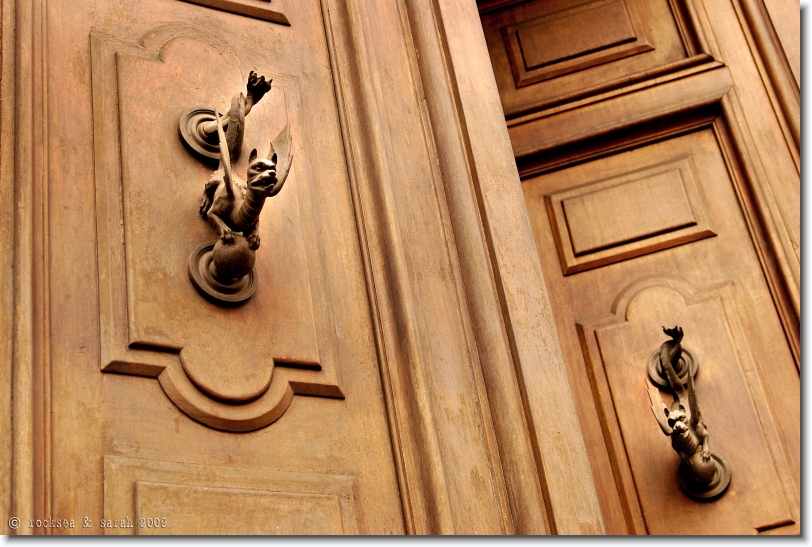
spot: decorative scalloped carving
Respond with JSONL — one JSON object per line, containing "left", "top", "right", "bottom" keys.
{"left": 90, "top": 26, "right": 341, "bottom": 432}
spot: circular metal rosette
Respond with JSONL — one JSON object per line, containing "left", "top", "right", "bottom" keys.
{"left": 187, "top": 240, "right": 257, "bottom": 305}
{"left": 178, "top": 106, "right": 225, "bottom": 160}
{"left": 678, "top": 453, "right": 732, "bottom": 501}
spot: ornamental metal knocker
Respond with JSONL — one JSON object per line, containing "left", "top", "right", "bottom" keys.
{"left": 180, "top": 71, "right": 293, "bottom": 305}
{"left": 646, "top": 326, "right": 731, "bottom": 500}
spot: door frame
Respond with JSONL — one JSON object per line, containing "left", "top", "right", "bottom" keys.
{"left": 1, "top": 0, "right": 603, "bottom": 535}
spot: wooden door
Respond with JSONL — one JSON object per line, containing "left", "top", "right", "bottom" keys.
{"left": 2, "top": 0, "right": 608, "bottom": 536}
{"left": 481, "top": 0, "right": 800, "bottom": 535}
{"left": 15, "top": 0, "right": 408, "bottom": 535}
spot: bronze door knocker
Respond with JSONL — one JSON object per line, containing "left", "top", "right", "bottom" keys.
{"left": 181, "top": 71, "right": 293, "bottom": 305}
{"left": 646, "top": 326, "right": 731, "bottom": 501}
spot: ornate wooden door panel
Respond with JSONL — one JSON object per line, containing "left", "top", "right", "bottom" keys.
{"left": 481, "top": 0, "right": 799, "bottom": 535}
{"left": 522, "top": 129, "right": 798, "bottom": 534}
{"left": 31, "top": 0, "right": 405, "bottom": 534}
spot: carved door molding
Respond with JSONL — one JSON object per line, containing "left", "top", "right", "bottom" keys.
{"left": 314, "top": 0, "right": 605, "bottom": 534}
{"left": 495, "top": 0, "right": 799, "bottom": 364}
{"left": 103, "top": 455, "right": 360, "bottom": 534}
{"left": 90, "top": 25, "right": 342, "bottom": 432}
{"left": 486, "top": 0, "right": 799, "bottom": 534}
{"left": 512, "top": 70, "right": 800, "bottom": 365}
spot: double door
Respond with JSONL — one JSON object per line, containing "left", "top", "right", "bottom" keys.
{"left": 3, "top": 0, "right": 604, "bottom": 535}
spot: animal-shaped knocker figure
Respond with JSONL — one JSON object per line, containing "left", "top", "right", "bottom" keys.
{"left": 184, "top": 71, "right": 293, "bottom": 305}
{"left": 646, "top": 326, "right": 731, "bottom": 500}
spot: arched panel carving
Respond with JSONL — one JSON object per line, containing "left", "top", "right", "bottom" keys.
{"left": 576, "top": 275, "right": 793, "bottom": 534}
{"left": 90, "top": 25, "right": 342, "bottom": 432}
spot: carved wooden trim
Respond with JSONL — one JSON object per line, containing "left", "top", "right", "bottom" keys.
{"left": 5, "top": 0, "right": 50, "bottom": 533}
{"left": 502, "top": 0, "right": 654, "bottom": 88}
{"left": 399, "top": 0, "right": 547, "bottom": 534}
{"left": 714, "top": 90, "right": 800, "bottom": 366}
{"left": 730, "top": 0, "right": 799, "bottom": 161}
{"left": 509, "top": 67, "right": 733, "bottom": 163}
{"left": 89, "top": 27, "right": 343, "bottom": 432}
{"left": 492, "top": 0, "right": 723, "bottom": 119}
{"left": 426, "top": 0, "right": 606, "bottom": 535}
{"left": 666, "top": 0, "right": 723, "bottom": 59}
{"left": 178, "top": 0, "right": 290, "bottom": 25}
{"left": 319, "top": 0, "right": 456, "bottom": 533}
{"left": 0, "top": 0, "right": 15, "bottom": 534}
{"left": 546, "top": 156, "right": 716, "bottom": 274}
{"left": 318, "top": 0, "right": 606, "bottom": 534}
{"left": 3, "top": 0, "right": 793, "bottom": 538}
{"left": 103, "top": 456, "right": 360, "bottom": 534}
{"left": 511, "top": 67, "right": 798, "bottom": 368}
{"left": 508, "top": 57, "right": 801, "bottom": 529}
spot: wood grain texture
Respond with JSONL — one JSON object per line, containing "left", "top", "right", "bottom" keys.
{"left": 44, "top": 0, "right": 405, "bottom": 535}
{"left": 699, "top": 0, "right": 799, "bottom": 260}
{"left": 488, "top": 8, "right": 802, "bottom": 524}
{"left": 507, "top": 60, "right": 798, "bottom": 371}
{"left": 90, "top": 28, "right": 343, "bottom": 430}
{"left": 518, "top": 1, "right": 636, "bottom": 69}
{"left": 321, "top": 0, "right": 536, "bottom": 533}
{"left": 760, "top": 0, "right": 799, "bottom": 87}
{"left": 135, "top": 482, "right": 344, "bottom": 534}
{"left": 395, "top": 0, "right": 584, "bottom": 533}
{"left": 0, "top": 0, "right": 15, "bottom": 533}
{"left": 178, "top": 0, "right": 289, "bottom": 25}
{"left": 564, "top": 171, "right": 696, "bottom": 255}
{"left": 9, "top": 0, "right": 47, "bottom": 534}
{"left": 482, "top": 0, "right": 689, "bottom": 116}
{"left": 3, "top": 0, "right": 796, "bottom": 536}
{"left": 716, "top": 91, "right": 799, "bottom": 364}
{"left": 578, "top": 278, "right": 793, "bottom": 534}
{"left": 436, "top": 0, "right": 604, "bottom": 534}
{"left": 521, "top": 128, "right": 799, "bottom": 534}
{"left": 546, "top": 157, "right": 715, "bottom": 273}
{"left": 732, "top": 0, "right": 799, "bottom": 153}
{"left": 509, "top": 66, "right": 732, "bottom": 161}
{"left": 321, "top": 0, "right": 456, "bottom": 533}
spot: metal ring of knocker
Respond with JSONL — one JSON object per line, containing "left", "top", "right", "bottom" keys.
{"left": 647, "top": 346, "right": 698, "bottom": 389}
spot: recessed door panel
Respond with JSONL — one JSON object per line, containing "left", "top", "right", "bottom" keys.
{"left": 522, "top": 128, "right": 799, "bottom": 534}
{"left": 46, "top": 0, "right": 403, "bottom": 533}
{"left": 481, "top": 0, "right": 688, "bottom": 116}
